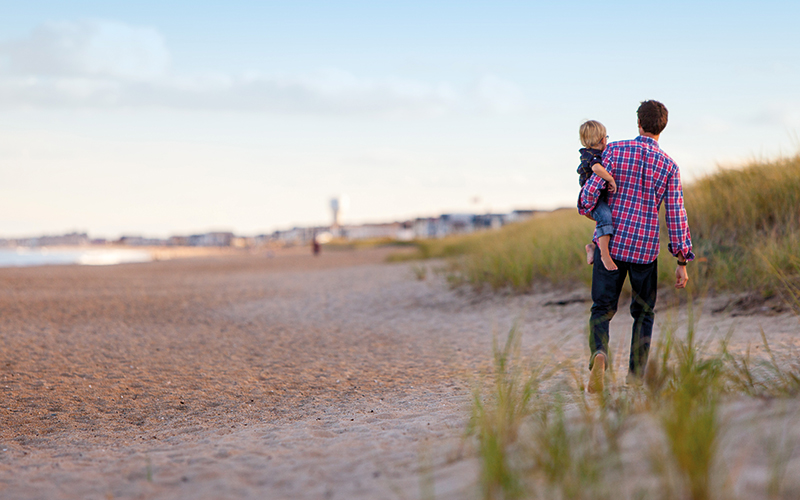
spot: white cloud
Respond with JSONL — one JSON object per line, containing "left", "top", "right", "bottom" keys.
{"left": 0, "top": 19, "right": 525, "bottom": 117}
{"left": 0, "top": 19, "right": 170, "bottom": 80}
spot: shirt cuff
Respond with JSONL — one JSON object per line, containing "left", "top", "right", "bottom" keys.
{"left": 669, "top": 243, "right": 695, "bottom": 262}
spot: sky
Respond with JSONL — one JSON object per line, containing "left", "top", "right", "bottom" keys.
{"left": 0, "top": 1, "right": 798, "bottom": 238}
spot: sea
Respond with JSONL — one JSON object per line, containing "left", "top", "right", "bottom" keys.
{"left": 0, "top": 248, "right": 153, "bottom": 268}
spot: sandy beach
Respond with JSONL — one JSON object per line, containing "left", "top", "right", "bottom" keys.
{"left": 1, "top": 247, "right": 798, "bottom": 499}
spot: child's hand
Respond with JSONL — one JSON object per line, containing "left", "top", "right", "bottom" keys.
{"left": 607, "top": 179, "right": 617, "bottom": 193}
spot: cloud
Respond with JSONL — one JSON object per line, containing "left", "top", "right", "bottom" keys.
{"left": 0, "top": 19, "right": 170, "bottom": 80}
{"left": 0, "top": 19, "right": 525, "bottom": 117}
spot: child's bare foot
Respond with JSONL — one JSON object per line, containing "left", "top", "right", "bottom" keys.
{"left": 585, "top": 244, "right": 595, "bottom": 265}
{"left": 600, "top": 252, "right": 618, "bottom": 271}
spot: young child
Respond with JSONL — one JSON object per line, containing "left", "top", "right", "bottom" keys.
{"left": 578, "top": 120, "right": 618, "bottom": 271}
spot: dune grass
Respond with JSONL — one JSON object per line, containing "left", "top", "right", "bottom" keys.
{"left": 451, "top": 154, "right": 800, "bottom": 498}
{"left": 685, "top": 154, "right": 800, "bottom": 294}
{"left": 467, "top": 328, "right": 550, "bottom": 499}
{"left": 412, "top": 208, "right": 596, "bottom": 291}
{"left": 650, "top": 323, "right": 723, "bottom": 500}
{"left": 399, "top": 153, "right": 800, "bottom": 299}
{"left": 468, "top": 322, "right": 800, "bottom": 500}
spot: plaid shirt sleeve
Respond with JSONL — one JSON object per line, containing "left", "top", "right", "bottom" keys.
{"left": 578, "top": 170, "right": 606, "bottom": 215}
{"left": 664, "top": 166, "right": 695, "bottom": 261}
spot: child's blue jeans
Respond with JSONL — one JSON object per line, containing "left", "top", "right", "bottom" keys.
{"left": 592, "top": 199, "right": 614, "bottom": 237}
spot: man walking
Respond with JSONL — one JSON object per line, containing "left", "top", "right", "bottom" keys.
{"left": 579, "top": 100, "right": 694, "bottom": 393}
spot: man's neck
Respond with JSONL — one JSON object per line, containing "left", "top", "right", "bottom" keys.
{"left": 641, "top": 132, "right": 660, "bottom": 141}
{"left": 638, "top": 125, "right": 660, "bottom": 141}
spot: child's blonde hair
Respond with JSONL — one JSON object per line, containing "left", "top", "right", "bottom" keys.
{"left": 579, "top": 120, "right": 607, "bottom": 149}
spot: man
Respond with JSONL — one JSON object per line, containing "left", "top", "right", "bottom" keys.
{"left": 579, "top": 100, "right": 694, "bottom": 393}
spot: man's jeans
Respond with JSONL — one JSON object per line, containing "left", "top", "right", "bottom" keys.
{"left": 589, "top": 246, "right": 658, "bottom": 377}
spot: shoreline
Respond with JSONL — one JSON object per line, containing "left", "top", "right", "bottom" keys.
{"left": 0, "top": 245, "right": 256, "bottom": 268}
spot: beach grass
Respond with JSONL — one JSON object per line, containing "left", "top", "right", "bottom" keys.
{"left": 469, "top": 319, "right": 800, "bottom": 500}
{"left": 414, "top": 208, "right": 595, "bottom": 292}
{"left": 398, "top": 153, "right": 800, "bottom": 301}
{"left": 467, "top": 327, "right": 548, "bottom": 499}
{"left": 650, "top": 320, "right": 723, "bottom": 500}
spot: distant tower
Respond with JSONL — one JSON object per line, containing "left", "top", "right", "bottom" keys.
{"left": 330, "top": 195, "right": 350, "bottom": 229}
{"left": 330, "top": 198, "right": 341, "bottom": 228}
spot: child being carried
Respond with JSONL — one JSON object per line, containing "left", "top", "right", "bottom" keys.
{"left": 577, "top": 120, "right": 618, "bottom": 272}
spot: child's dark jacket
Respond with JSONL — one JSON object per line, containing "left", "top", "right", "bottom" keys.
{"left": 577, "top": 147, "right": 605, "bottom": 208}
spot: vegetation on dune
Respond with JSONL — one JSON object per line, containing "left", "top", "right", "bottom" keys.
{"left": 398, "top": 153, "right": 800, "bottom": 299}
{"left": 455, "top": 154, "right": 800, "bottom": 498}
{"left": 403, "top": 209, "right": 595, "bottom": 290}
{"left": 468, "top": 324, "right": 800, "bottom": 500}
{"left": 685, "top": 154, "right": 800, "bottom": 295}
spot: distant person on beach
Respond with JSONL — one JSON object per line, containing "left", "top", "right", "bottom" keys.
{"left": 579, "top": 100, "right": 694, "bottom": 393}
{"left": 312, "top": 236, "right": 321, "bottom": 256}
{"left": 577, "top": 120, "right": 618, "bottom": 272}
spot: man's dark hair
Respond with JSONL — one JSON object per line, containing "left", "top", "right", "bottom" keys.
{"left": 637, "top": 100, "right": 668, "bottom": 135}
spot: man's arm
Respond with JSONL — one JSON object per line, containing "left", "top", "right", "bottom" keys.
{"left": 664, "top": 166, "right": 694, "bottom": 260}
{"left": 579, "top": 174, "right": 605, "bottom": 215}
{"left": 664, "top": 165, "right": 695, "bottom": 288}
{"left": 591, "top": 163, "right": 617, "bottom": 193}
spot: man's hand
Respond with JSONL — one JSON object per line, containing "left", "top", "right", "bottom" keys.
{"left": 607, "top": 179, "right": 617, "bottom": 193}
{"left": 675, "top": 265, "right": 689, "bottom": 289}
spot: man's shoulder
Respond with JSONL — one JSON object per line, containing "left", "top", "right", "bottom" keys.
{"left": 646, "top": 142, "right": 679, "bottom": 171}
{"left": 610, "top": 138, "right": 639, "bottom": 148}
{"left": 603, "top": 139, "right": 640, "bottom": 162}
{"left": 607, "top": 138, "right": 678, "bottom": 169}
{"left": 605, "top": 139, "right": 640, "bottom": 153}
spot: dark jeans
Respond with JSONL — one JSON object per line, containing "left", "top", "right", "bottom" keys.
{"left": 589, "top": 246, "right": 658, "bottom": 377}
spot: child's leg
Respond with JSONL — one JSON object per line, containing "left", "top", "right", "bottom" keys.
{"left": 579, "top": 190, "right": 595, "bottom": 264}
{"left": 591, "top": 199, "right": 617, "bottom": 271}
{"left": 596, "top": 234, "right": 617, "bottom": 271}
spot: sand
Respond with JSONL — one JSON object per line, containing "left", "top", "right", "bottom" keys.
{"left": 0, "top": 247, "right": 798, "bottom": 499}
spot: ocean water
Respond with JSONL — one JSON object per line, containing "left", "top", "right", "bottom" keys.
{"left": 0, "top": 248, "right": 152, "bottom": 268}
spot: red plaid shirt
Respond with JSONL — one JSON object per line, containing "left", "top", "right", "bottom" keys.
{"left": 579, "top": 136, "right": 694, "bottom": 264}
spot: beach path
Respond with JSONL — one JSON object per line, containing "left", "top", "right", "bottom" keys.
{"left": 0, "top": 248, "right": 507, "bottom": 499}
{"left": 1, "top": 247, "right": 798, "bottom": 499}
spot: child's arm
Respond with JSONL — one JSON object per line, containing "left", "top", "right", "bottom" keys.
{"left": 591, "top": 163, "right": 617, "bottom": 193}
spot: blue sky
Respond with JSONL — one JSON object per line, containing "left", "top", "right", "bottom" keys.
{"left": 0, "top": 1, "right": 798, "bottom": 237}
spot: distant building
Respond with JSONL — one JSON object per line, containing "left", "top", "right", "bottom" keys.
{"left": 272, "top": 227, "right": 319, "bottom": 246}
{"left": 168, "top": 236, "right": 190, "bottom": 246}
{"left": 118, "top": 235, "right": 166, "bottom": 246}
{"left": 341, "top": 222, "right": 401, "bottom": 240}
{"left": 187, "top": 232, "right": 235, "bottom": 247}
{"left": 2, "top": 206, "right": 543, "bottom": 251}
{"left": 11, "top": 232, "right": 91, "bottom": 247}
{"left": 474, "top": 214, "right": 505, "bottom": 230}
{"left": 507, "top": 209, "right": 539, "bottom": 223}
{"left": 440, "top": 214, "right": 475, "bottom": 235}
